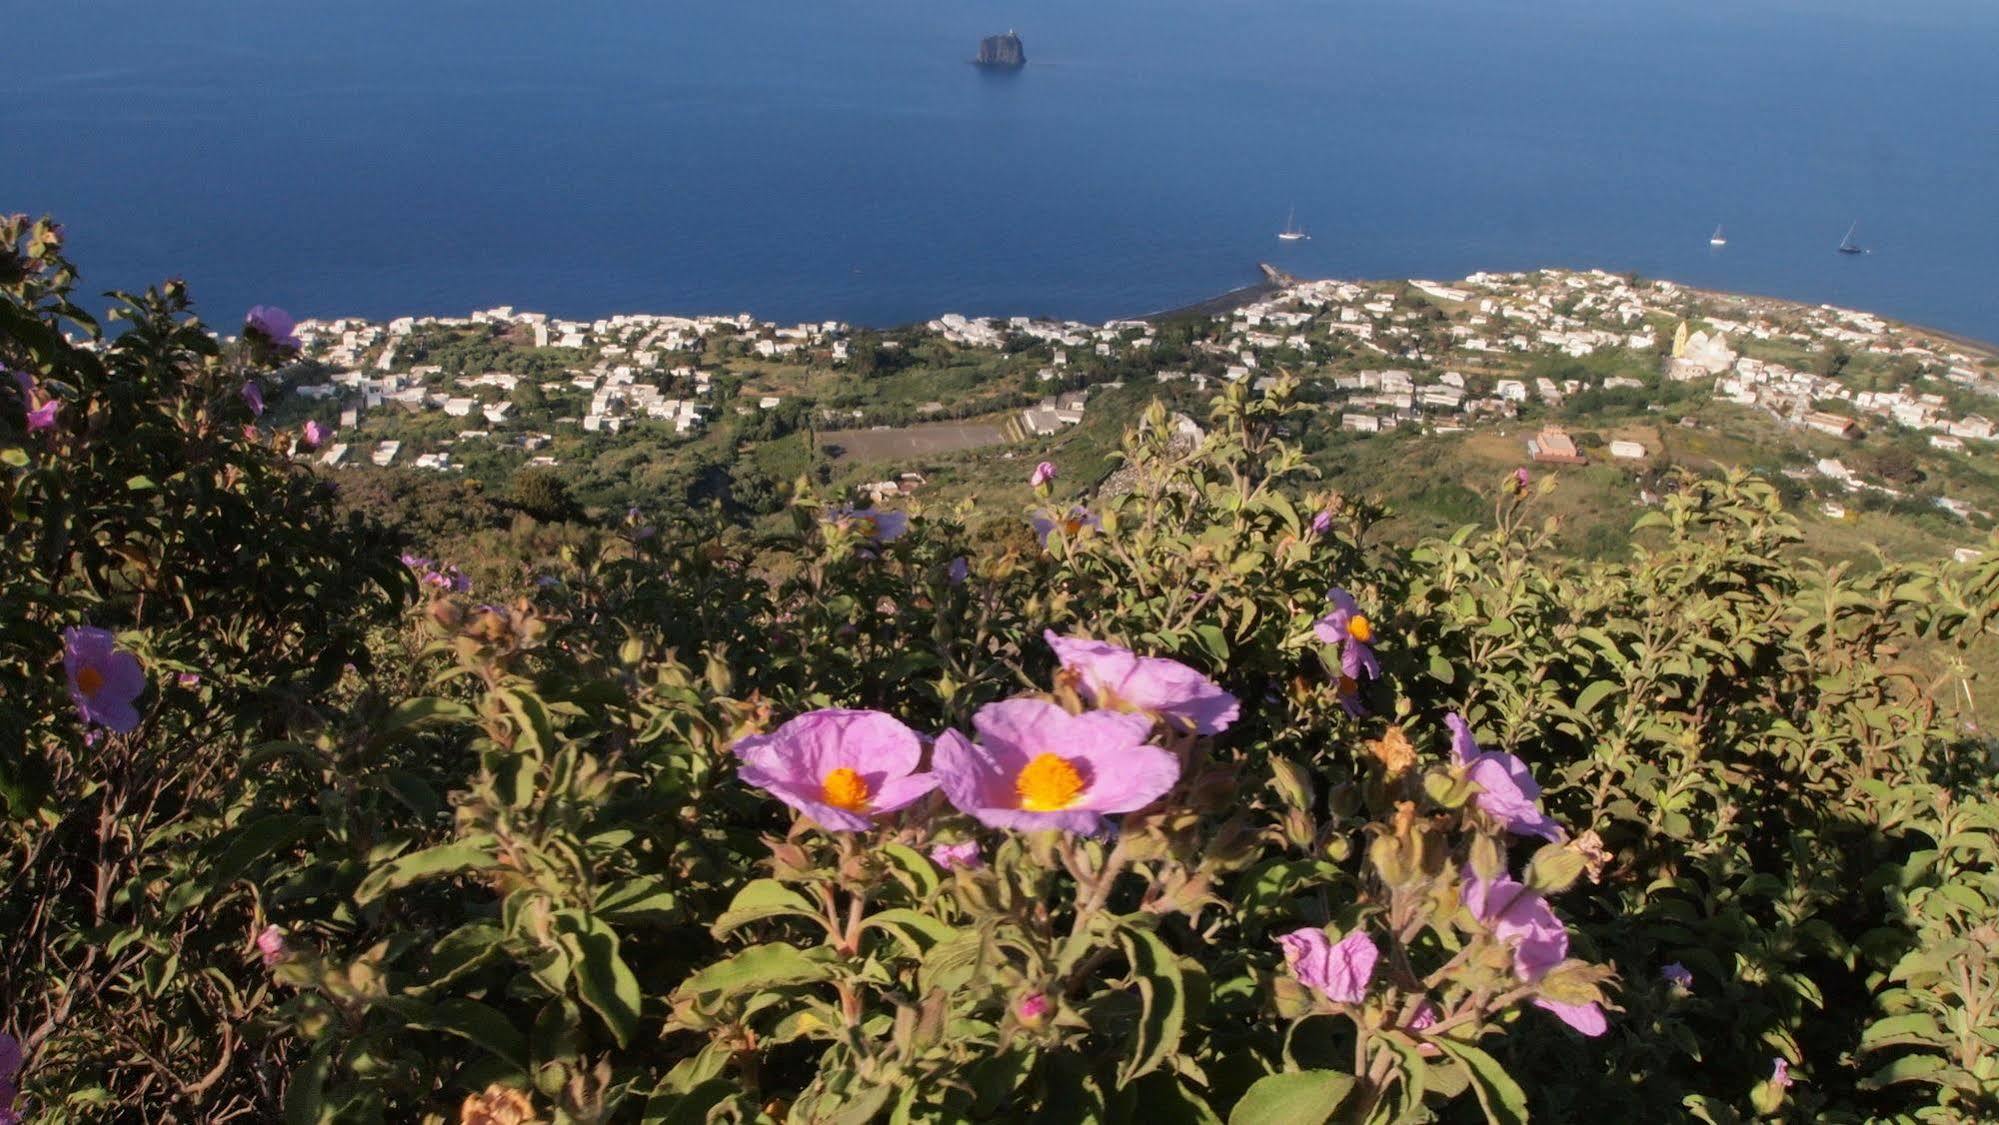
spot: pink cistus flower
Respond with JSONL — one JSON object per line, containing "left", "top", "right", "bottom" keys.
{"left": 1462, "top": 866, "right": 1606, "bottom": 1036}
{"left": 929, "top": 840, "right": 983, "bottom": 871}
{"left": 1016, "top": 993, "right": 1051, "bottom": 1023}
{"left": 831, "top": 506, "right": 909, "bottom": 544}
{"left": 1771, "top": 1058, "right": 1794, "bottom": 1089}
{"left": 302, "top": 420, "right": 327, "bottom": 448}
{"left": 256, "top": 924, "right": 288, "bottom": 967}
{"left": 1313, "top": 588, "right": 1381, "bottom": 686}
{"left": 932, "top": 699, "right": 1178, "bottom": 835}
{"left": 1310, "top": 509, "right": 1334, "bottom": 535}
{"left": 1446, "top": 714, "right": 1564, "bottom": 842}
{"left": 12, "top": 369, "right": 59, "bottom": 433}
{"left": 244, "top": 305, "right": 300, "bottom": 352}
{"left": 1044, "top": 630, "right": 1239, "bottom": 735}
{"left": 732, "top": 709, "right": 940, "bottom": 832}
{"left": 63, "top": 626, "right": 147, "bottom": 733}
{"left": 1276, "top": 926, "right": 1377, "bottom": 1004}
{"left": 1030, "top": 506, "right": 1099, "bottom": 547}
{"left": 241, "top": 380, "right": 266, "bottom": 417}
{"left": 1030, "top": 461, "right": 1057, "bottom": 487}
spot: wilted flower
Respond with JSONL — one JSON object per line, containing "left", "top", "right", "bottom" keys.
{"left": 947, "top": 556, "right": 970, "bottom": 585}
{"left": 1045, "top": 630, "right": 1239, "bottom": 735}
{"left": 1661, "top": 962, "right": 1693, "bottom": 990}
{"left": 1313, "top": 588, "right": 1381, "bottom": 684}
{"left": 241, "top": 423, "right": 261, "bottom": 442}
{"left": 1310, "top": 509, "right": 1334, "bottom": 535}
{"left": 1511, "top": 467, "right": 1531, "bottom": 495}
{"left": 831, "top": 506, "right": 909, "bottom": 543}
{"left": 241, "top": 380, "right": 266, "bottom": 417}
{"left": 244, "top": 305, "right": 300, "bottom": 352}
{"left": 1572, "top": 828, "right": 1611, "bottom": 881}
{"left": 732, "top": 709, "right": 939, "bottom": 832}
{"left": 1030, "top": 460, "right": 1058, "bottom": 487}
{"left": 459, "top": 1084, "right": 541, "bottom": 1125}
{"left": 302, "top": 419, "right": 327, "bottom": 448}
{"left": 176, "top": 671, "right": 202, "bottom": 688}
{"left": 933, "top": 699, "right": 1177, "bottom": 835}
{"left": 63, "top": 626, "right": 147, "bottom": 733}
{"left": 256, "top": 924, "right": 288, "bottom": 967}
{"left": 1030, "top": 506, "right": 1099, "bottom": 547}
{"left": 1445, "top": 714, "right": 1563, "bottom": 842}
{"left": 930, "top": 840, "right": 983, "bottom": 871}
{"left": 1277, "top": 926, "right": 1377, "bottom": 1004}
{"left": 1771, "top": 1058, "right": 1793, "bottom": 1089}
{"left": 1462, "top": 867, "right": 1606, "bottom": 1036}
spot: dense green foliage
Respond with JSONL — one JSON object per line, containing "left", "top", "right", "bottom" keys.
{"left": 6, "top": 229, "right": 1999, "bottom": 1123}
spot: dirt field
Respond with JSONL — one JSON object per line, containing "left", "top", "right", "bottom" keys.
{"left": 819, "top": 422, "right": 1010, "bottom": 461}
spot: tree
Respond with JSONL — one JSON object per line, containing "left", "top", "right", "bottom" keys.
{"left": 509, "top": 466, "right": 577, "bottom": 521}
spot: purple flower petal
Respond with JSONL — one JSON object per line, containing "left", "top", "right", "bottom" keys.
{"left": 731, "top": 709, "right": 934, "bottom": 831}
{"left": 932, "top": 700, "right": 1176, "bottom": 834}
{"left": 1534, "top": 998, "right": 1607, "bottom": 1037}
{"left": 62, "top": 626, "right": 147, "bottom": 733}
{"left": 1278, "top": 927, "right": 1377, "bottom": 1003}
{"left": 1045, "top": 630, "right": 1239, "bottom": 735}
{"left": 1461, "top": 869, "right": 1569, "bottom": 983}
{"left": 930, "top": 840, "right": 983, "bottom": 870}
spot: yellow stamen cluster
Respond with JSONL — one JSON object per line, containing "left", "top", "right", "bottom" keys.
{"left": 821, "top": 767, "right": 871, "bottom": 811}
{"left": 76, "top": 665, "right": 105, "bottom": 697}
{"left": 1348, "top": 615, "right": 1374, "bottom": 643}
{"left": 1016, "top": 753, "right": 1086, "bottom": 812}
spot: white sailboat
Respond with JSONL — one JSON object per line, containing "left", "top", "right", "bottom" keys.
{"left": 1278, "top": 207, "right": 1309, "bottom": 242}
{"left": 1709, "top": 224, "right": 1727, "bottom": 247}
{"left": 1837, "top": 221, "right": 1865, "bottom": 255}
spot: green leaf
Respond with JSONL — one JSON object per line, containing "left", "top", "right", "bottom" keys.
{"left": 1859, "top": 1012, "right": 1947, "bottom": 1051}
{"left": 1117, "top": 926, "right": 1186, "bottom": 1086}
{"left": 709, "top": 879, "right": 821, "bottom": 939}
{"left": 1572, "top": 680, "right": 1619, "bottom": 717}
{"left": 282, "top": 1043, "right": 333, "bottom": 1125}
{"left": 408, "top": 997, "right": 529, "bottom": 1069}
{"left": 1227, "top": 1070, "right": 1354, "bottom": 1125}
{"left": 557, "top": 912, "right": 643, "bottom": 1047}
{"left": 1428, "top": 653, "right": 1456, "bottom": 685}
{"left": 681, "top": 942, "right": 835, "bottom": 1004}
{"left": 1432, "top": 1039, "right": 1529, "bottom": 1125}
{"left": 1859, "top": 1053, "right": 1953, "bottom": 1091}
{"left": 204, "top": 814, "right": 318, "bottom": 897}
{"left": 598, "top": 875, "right": 682, "bottom": 924}
{"left": 353, "top": 837, "right": 498, "bottom": 905}
{"left": 862, "top": 908, "right": 956, "bottom": 956}
{"left": 879, "top": 842, "right": 942, "bottom": 899}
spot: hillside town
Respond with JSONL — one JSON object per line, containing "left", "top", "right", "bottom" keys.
{"left": 267, "top": 270, "right": 1998, "bottom": 534}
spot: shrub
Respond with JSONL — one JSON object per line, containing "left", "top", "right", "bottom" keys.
{"left": 5, "top": 233, "right": 1997, "bottom": 1123}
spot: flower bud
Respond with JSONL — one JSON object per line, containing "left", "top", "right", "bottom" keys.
{"left": 1525, "top": 843, "right": 1587, "bottom": 895}
{"left": 1468, "top": 833, "right": 1507, "bottom": 883}
{"left": 1370, "top": 834, "right": 1412, "bottom": 887}
{"left": 1268, "top": 757, "right": 1314, "bottom": 811}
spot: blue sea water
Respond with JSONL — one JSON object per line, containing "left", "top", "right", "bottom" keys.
{"left": 5, "top": 0, "right": 1997, "bottom": 340}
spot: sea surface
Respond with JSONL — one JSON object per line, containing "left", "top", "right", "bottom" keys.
{"left": 5, "top": 0, "right": 1997, "bottom": 340}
